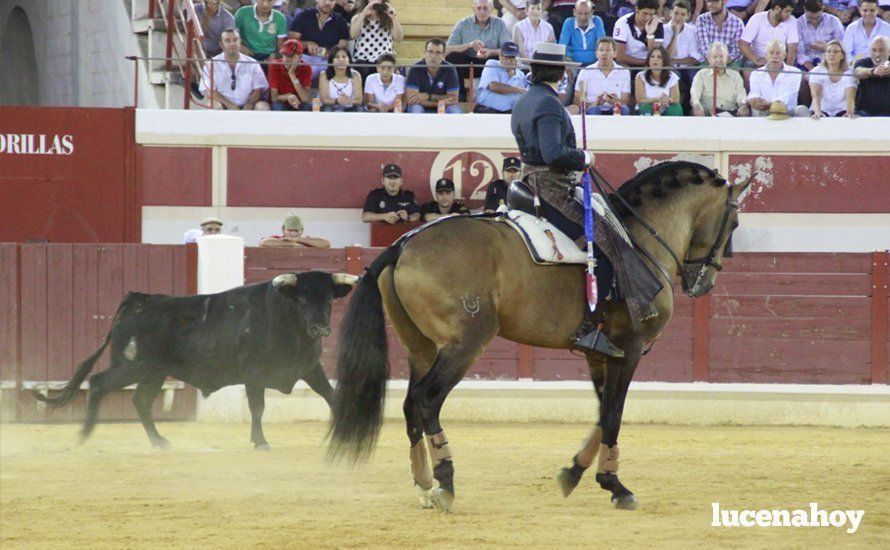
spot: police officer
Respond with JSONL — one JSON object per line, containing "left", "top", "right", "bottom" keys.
{"left": 511, "top": 42, "right": 623, "bottom": 357}
{"left": 420, "top": 178, "right": 471, "bottom": 222}
{"left": 362, "top": 164, "right": 421, "bottom": 224}
{"left": 484, "top": 157, "right": 522, "bottom": 212}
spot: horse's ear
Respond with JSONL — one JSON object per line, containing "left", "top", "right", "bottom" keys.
{"left": 730, "top": 174, "right": 755, "bottom": 202}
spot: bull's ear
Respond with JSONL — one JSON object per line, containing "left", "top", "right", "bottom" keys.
{"left": 332, "top": 273, "right": 359, "bottom": 298}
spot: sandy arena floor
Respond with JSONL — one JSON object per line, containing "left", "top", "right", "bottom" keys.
{"left": 1, "top": 420, "right": 888, "bottom": 548}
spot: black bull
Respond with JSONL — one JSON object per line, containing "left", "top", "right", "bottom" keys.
{"left": 33, "top": 271, "right": 357, "bottom": 449}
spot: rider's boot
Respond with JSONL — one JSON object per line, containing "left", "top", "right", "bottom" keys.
{"left": 572, "top": 307, "right": 624, "bottom": 357}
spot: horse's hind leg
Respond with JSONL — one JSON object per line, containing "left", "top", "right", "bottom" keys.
{"left": 379, "top": 266, "right": 438, "bottom": 508}
{"left": 411, "top": 338, "right": 494, "bottom": 514}
{"left": 558, "top": 356, "right": 606, "bottom": 497}
{"left": 133, "top": 373, "right": 170, "bottom": 448}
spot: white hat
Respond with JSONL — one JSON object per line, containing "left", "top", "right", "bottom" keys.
{"left": 517, "top": 42, "right": 580, "bottom": 67}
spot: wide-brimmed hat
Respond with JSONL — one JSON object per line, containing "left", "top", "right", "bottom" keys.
{"left": 518, "top": 42, "right": 579, "bottom": 67}
{"left": 765, "top": 100, "right": 791, "bottom": 120}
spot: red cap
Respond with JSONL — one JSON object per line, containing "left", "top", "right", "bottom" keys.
{"left": 279, "top": 39, "right": 303, "bottom": 57}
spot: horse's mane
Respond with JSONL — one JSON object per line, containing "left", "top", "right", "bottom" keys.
{"left": 609, "top": 161, "right": 726, "bottom": 218}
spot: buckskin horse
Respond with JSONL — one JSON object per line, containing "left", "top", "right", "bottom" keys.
{"left": 328, "top": 161, "right": 751, "bottom": 513}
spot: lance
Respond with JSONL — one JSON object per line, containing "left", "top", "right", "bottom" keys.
{"left": 580, "top": 84, "right": 597, "bottom": 312}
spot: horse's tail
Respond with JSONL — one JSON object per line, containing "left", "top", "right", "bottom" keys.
{"left": 31, "top": 331, "right": 112, "bottom": 409}
{"left": 327, "top": 245, "right": 402, "bottom": 462}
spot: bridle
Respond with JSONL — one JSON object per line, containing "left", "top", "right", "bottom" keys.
{"left": 587, "top": 167, "right": 739, "bottom": 297}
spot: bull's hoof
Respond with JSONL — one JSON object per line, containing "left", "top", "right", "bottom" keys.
{"left": 415, "top": 483, "right": 434, "bottom": 509}
{"left": 612, "top": 493, "right": 638, "bottom": 511}
{"left": 430, "top": 487, "right": 454, "bottom": 514}
{"left": 151, "top": 437, "right": 171, "bottom": 449}
{"left": 557, "top": 467, "right": 582, "bottom": 498}
{"left": 254, "top": 443, "right": 271, "bottom": 451}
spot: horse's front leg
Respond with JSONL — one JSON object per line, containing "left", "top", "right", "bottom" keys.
{"left": 595, "top": 345, "right": 642, "bottom": 510}
{"left": 558, "top": 356, "right": 605, "bottom": 497}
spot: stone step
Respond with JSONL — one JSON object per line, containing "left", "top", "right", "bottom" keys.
{"left": 397, "top": 7, "right": 467, "bottom": 25}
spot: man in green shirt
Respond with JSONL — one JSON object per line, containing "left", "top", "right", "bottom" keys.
{"left": 235, "top": 0, "right": 287, "bottom": 64}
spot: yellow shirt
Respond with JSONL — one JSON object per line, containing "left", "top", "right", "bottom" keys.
{"left": 691, "top": 68, "right": 747, "bottom": 114}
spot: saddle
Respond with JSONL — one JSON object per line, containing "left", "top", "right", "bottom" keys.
{"left": 501, "top": 180, "right": 631, "bottom": 265}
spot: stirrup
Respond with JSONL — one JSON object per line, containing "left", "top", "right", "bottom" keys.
{"left": 573, "top": 329, "right": 625, "bottom": 358}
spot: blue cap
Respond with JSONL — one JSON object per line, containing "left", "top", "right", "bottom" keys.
{"left": 501, "top": 41, "right": 520, "bottom": 58}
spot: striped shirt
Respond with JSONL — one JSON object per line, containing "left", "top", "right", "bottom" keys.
{"left": 695, "top": 10, "right": 745, "bottom": 63}
{"left": 796, "top": 13, "right": 844, "bottom": 66}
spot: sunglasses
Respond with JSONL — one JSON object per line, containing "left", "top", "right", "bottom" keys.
{"left": 231, "top": 73, "right": 236, "bottom": 91}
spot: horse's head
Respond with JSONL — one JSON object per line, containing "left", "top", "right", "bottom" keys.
{"left": 681, "top": 177, "right": 752, "bottom": 297}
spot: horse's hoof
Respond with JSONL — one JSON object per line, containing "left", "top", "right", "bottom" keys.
{"left": 415, "top": 483, "right": 434, "bottom": 509}
{"left": 431, "top": 488, "right": 454, "bottom": 514}
{"left": 152, "top": 437, "right": 171, "bottom": 449}
{"left": 254, "top": 443, "right": 271, "bottom": 451}
{"left": 557, "top": 467, "right": 581, "bottom": 498}
{"left": 612, "top": 493, "right": 638, "bottom": 511}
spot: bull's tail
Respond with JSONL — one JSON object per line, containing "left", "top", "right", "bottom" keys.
{"left": 31, "top": 331, "right": 112, "bottom": 410}
{"left": 327, "top": 245, "right": 401, "bottom": 462}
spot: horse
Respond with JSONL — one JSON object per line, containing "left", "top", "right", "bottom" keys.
{"left": 328, "top": 161, "right": 751, "bottom": 513}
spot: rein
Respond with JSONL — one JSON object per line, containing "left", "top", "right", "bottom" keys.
{"left": 586, "top": 166, "right": 738, "bottom": 296}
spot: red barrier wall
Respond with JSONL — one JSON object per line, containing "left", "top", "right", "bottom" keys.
{"left": 2, "top": 244, "right": 196, "bottom": 421}
{"left": 0, "top": 106, "right": 140, "bottom": 243}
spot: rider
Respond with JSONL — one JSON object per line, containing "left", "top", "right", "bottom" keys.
{"left": 511, "top": 42, "right": 659, "bottom": 357}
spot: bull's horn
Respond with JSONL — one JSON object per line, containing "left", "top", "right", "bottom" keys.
{"left": 272, "top": 273, "right": 298, "bottom": 287}
{"left": 332, "top": 273, "right": 360, "bottom": 287}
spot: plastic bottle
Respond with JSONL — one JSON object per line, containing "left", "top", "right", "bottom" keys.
{"left": 311, "top": 97, "right": 321, "bottom": 112}
{"left": 393, "top": 98, "right": 403, "bottom": 113}
{"left": 653, "top": 102, "right": 661, "bottom": 116}
{"left": 437, "top": 99, "right": 446, "bottom": 114}
{"left": 613, "top": 101, "right": 622, "bottom": 116}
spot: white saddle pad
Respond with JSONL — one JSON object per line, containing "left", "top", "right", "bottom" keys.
{"left": 503, "top": 211, "right": 587, "bottom": 265}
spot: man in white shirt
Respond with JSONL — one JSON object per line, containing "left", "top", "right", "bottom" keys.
{"left": 613, "top": 0, "right": 663, "bottom": 67}
{"left": 573, "top": 37, "right": 632, "bottom": 114}
{"left": 200, "top": 28, "right": 270, "bottom": 109}
{"left": 842, "top": 0, "right": 890, "bottom": 60}
{"left": 748, "top": 39, "right": 809, "bottom": 116}
{"left": 739, "top": 0, "right": 799, "bottom": 70}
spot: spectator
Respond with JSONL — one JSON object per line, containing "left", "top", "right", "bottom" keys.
{"left": 548, "top": 1, "right": 579, "bottom": 35}
{"left": 195, "top": 0, "right": 236, "bottom": 57}
{"left": 558, "top": 65, "right": 578, "bottom": 108}
{"left": 484, "top": 156, "right": 522, "bottom": 212}
{"left": 740, "top": 0, "right": 799, "bottom": 77}
{"left": 500, "top": 1, "right": 529, "bottom": 34}
{"left": 513, "top": 0, "right": 556, "bottom": 60}
{"left": 635, "top": 46, "right": 684, "bottom": 114}
{"left": 268, "top": 38, "right": 313, "bottom": 110}
{"left": 350, "top": 1, "right": 404, "bottom": 82}
{"left": 200, "top": 28, "right": 271, "bottom": 110}
{"left": 183, "top": 216, "right": 223, "bottom": 244}
{"left": 573, "top": 37, "right": 632, "bottom": 114}
{"left": 664, "top": 1, "right": 704, "bottom": 69}
{"left": 882, "top": 0, "right": 890, "bottom": 23}
{"left": 809, "top": 40, "right": 857, "bottom": 118}
{"left": 557, "top": 0, "right": 607, "bottom": 65}
{"left": 726, "top": 0, "right": 769, "bottom": 22}
{"left": 475, "top": 41, "right": 528, "bottom": 112}
{"left": 613, "top": 0, "right": 664, "bottom": 68}
{"left": 446, "top": 0, "right": 512, "bottom": 101}
{"left": 748, "top": 38, "right": 809, "bottom": 116}
{"left": 691, "top": 41, "right": 751, "bottom": 115}
{"left": 364, "top": 53, "right": 406, "bottom": 112}
{"left": 843, "top": 0, "right": 890, "bottom": 61}
{"left": 421, "top": 178, "right": 472, "bottom": 222}
{"left": 335, "top": 0, "right": 359, "bottom": 22}
{"left": 822, "top": 0, "right": 859, "bottom": 25}
{"left": 795, "top": 0, "right": 844, "bottom": 72}
{"left": 259, "top": 213, "right": 331, "bottom": 248}
{"left": 853, "top": 35, "right": 890, "bottom": 116}
{"left": 318, "top": 46, "right": 365, "bottom": 111}
{"left": 234, "top": 0, "right": 287, "bottom": 64}
{"left": 696, "top": 0, "right": 746, "bottom": 66}
{"left": 288, "top": 0, "right": 350, "bottom": 80}
{"left": 664, "top": 0, "right": 704, "bottom": 112}
{"left": 362, "top": 164, "right": 421, "bottom": 223}
{"left": 405, "top": 38, "right": 463, "bottom": 113}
